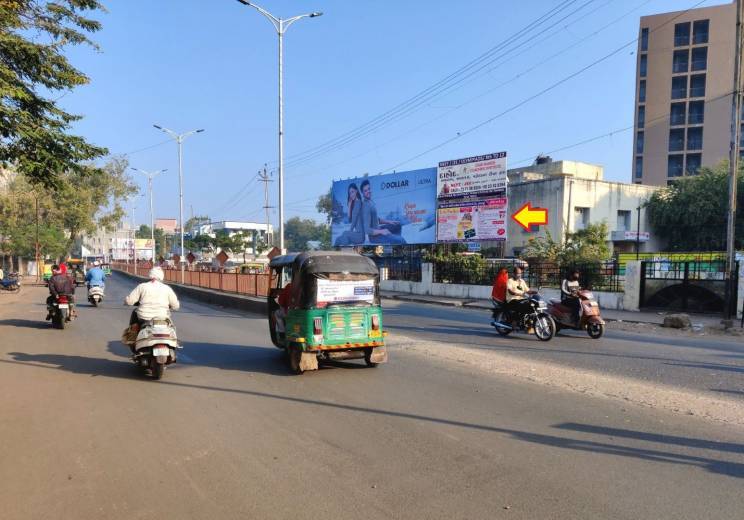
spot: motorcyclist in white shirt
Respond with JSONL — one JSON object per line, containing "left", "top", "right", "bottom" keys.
{"left": 124, "top": 267, "right": 180, "bottom": 329}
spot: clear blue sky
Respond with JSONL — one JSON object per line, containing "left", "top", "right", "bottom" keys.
{"left": 61, "top": 0, "right": 719, "bottom": 228}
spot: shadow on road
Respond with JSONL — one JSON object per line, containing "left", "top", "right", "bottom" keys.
{"left": 0, "top": 318, "right": 50, "bottom": 330}
{"left": 3, "top": 350, "right": 743, "bottom": 479}
{"left": 664, "top": 361, "right": 744, "bottom": 374}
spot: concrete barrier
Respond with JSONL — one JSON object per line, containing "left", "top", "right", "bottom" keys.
{"left": 113, "top": 270, "right": 267, "bottom": 315}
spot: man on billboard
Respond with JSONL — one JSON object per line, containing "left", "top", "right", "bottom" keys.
{"left": 360, "top": 179, "right": 406, "bottom": 245}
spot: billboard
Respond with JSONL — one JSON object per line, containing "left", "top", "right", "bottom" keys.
{"left": 436, "top": 197, "right": 508, "bottom": 242}
{"left": 437, "top": 152, "right": 508, "bottom": 198}
{"left": 330, "top": 168, "right": 437, "bottom": 246}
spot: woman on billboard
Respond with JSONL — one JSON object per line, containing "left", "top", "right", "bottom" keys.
{"left": 333, "top": 183, "right": 366, "bottom": 246}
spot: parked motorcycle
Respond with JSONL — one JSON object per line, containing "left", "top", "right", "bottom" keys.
{"left": 87, "top": 285, "right": 104, "bottom": 307}
{"left": 548, "top": 290, "right": 605, "bottom": 339}
{"left": 130, "top": 317, "right": 180, "bottom": 380}
{"left": 51, "top": 295, "right": 74, "bottom": 329}
{"left": 0, "top": 273, "right": 21, "bottom": 293}
{"left": 491, "top": 292, "right": 556, "bottom": 341}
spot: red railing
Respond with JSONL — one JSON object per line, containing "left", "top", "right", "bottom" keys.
{"left": 112, "top": 262, "right": 272, "bottom": 297}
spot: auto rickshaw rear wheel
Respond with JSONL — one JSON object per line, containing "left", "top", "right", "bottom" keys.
{"left": 288, "top": 344, "right": 304, "bottom": 375}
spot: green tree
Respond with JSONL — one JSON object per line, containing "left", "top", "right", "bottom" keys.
{"left": 1, "top": 0, "right": 108, "bottom": 187}
{"left": 316, "top": 190, "right": 332, "bottom": 224}
{"left": 523, "top": 222, "right": 610, "bottom": 264}
{"left": 285, "top": 217, "right": 330, "bottom": 252}
{"left": 646, "top": 163, "right": 744, "bottom": 251}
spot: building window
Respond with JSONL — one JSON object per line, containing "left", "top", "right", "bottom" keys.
{"left": 688, "top": 100, "right": 704, "bottom": 124}
{"left": 669, "top": 128, "right": 685, "bottom": 152}
{"left": 639, "top": 54, "right": 647, "bottom": 77}
{"left": 675, "top": 22, "right": 691, "bottom": 46}
{"left": 687, "top": 126, "right": 703, "bottom": 150}
{"left": 689, "top": 74, "right": 706, "bottom": 97}
{"left": 668, "top": 154, "right": 684, "bottom": 177}
{"left": 691, "top": 46, "right": 707, "bottom": 71}
{"left": 637, "top": 105, "right": 645, "bottom": 128}
{"left": 639, "top": 80, "right": 646, "bottom": 102}
{"left": 641, "top": 27, "right": 649, "bottom": 51}
{"left": 670, "top": 102, "right": 686, "bottom": 125}
{"left": 574, "top": 207, "right": 590, "bottom": 230}
{"left": 693, "top": 19, "right": 709, "bottom": 44}
{"left": 673, "top": 49, "right": 689, "bottom": 73}
{"left": 671, "top": 76, "right": 687, "bottom": 99}
{"left": 617, "top": 210, "right": 631, "bottom": 232}
{"left": 636, "top": 131, "right": 644, "bottom": 154}
{"left": 686, "top": 153, "right": 702, "bottom": 175}
{"left": 635, "top": 156, "right": 643, "bottom": 179}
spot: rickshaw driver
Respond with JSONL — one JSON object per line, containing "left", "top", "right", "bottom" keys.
{"left": 274, "top": 282, "right": 292, "bottom": 335}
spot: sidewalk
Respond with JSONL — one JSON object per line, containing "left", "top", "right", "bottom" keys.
{"left": 381, "top": 291, "right": 729, "bottom": 328}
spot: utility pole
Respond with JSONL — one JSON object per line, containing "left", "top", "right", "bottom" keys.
{"left": 132, "top": 168, "right": 166, "bottom": 265}
{"left": 725, "top": 0, "right": 744, "bottom": 323}
{"left": 259, "top": 164, "right": 274, "bottom": 247}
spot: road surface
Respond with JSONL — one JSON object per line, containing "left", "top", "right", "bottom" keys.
{"left": 0, "top": 273, "right": 742, "bottom": 520}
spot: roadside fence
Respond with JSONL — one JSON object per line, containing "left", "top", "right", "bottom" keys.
{"left": 112, "top": 262, "right": 272, "bottom": 297}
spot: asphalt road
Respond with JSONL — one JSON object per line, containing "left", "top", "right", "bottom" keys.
{"left": 0, "top": 274, "right": 743, "bottom": 520}
{"left": 382, "top": 300, "right": 744, "bottom": 398}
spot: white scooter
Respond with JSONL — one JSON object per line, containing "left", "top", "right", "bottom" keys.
{"left": 87, "top": 285, "right": 104, "bottom": 307}
{"left": 132, "top": 317, "right": 180, "bottom": 380}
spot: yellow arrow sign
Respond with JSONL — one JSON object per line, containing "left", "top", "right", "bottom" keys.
{"left": 512, "top": 202, "right": 548, "bottom": 232}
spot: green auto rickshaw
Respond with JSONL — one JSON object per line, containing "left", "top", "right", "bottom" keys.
{"left": 268, "top": 251, "right": 388, "bottom": 374}
{"left": 101, "top": 263, "right": 112, "bottom": 277}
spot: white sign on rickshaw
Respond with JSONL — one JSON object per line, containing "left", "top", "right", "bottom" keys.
{"left": 317, "top": 279, "right": 375, "bottom": 304}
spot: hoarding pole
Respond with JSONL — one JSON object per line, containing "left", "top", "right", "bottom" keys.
{"left": 725, "top": 0, "right": 743, "bottom": 322}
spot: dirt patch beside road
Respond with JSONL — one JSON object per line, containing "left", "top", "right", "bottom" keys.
{"left": 390, "top": 333, "right": 744, "bottom": 427}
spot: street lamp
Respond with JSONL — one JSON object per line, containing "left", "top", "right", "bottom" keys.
{"left": 236, "top": 0, "right": 323, "bottom": 253}
{"left": 132, "top": 168, "right": 167, "bottom": 264}
{"left": 153, "top": 124, "right": 204, "bottom": 282}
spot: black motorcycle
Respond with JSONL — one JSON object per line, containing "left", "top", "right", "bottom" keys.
{"left": 491, "top": 292, "right": 556, "bottom": 341}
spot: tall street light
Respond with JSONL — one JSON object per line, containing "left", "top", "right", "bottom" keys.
{"left": 132, "top": 168, "right": 167, "bottom": 264}
{"left": 153, "top": 124, "right": 204, "bottom": 282}
{"left": 236, "top": 0, "right": 322, "bottom": 253}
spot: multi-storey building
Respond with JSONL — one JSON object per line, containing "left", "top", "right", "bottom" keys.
{"left": 632, "top": 2, "right": 738, "bottom": 185}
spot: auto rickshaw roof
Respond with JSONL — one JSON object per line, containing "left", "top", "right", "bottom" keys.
{"left": 270, "top": 251, "right": 378, "bottom": 275}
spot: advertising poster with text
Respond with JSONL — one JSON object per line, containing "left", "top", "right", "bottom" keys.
{"left": 330, "top": 168, "right": 437, "bottom": 246}
{"left": 437, "top": 152, "right": 508, "bottom": 199}
{"left": 436, "top": 197, "right": 508, "bottom": 242}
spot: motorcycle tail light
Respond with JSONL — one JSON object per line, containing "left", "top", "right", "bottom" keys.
{"left": 371, "top": 314, "right": 380, "bottom": 330}
{"left": 58, "top": 296, "right": 68, "bottom": 304}
{"left": 313, "top": 317, "right": 323, "bottom": 335}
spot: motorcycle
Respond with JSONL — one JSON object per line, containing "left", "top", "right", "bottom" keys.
{"left": 51, "top": 294, "right": 74, "bottom": 329}
{"left": 491, "top": 292, "right": 556, "bottom": 341}
{"left": 548, "top": 290, "right": 605, "bottom": 339}
{"left": 0, "top": 273, "right": 21, "bottom": 293}
{"left": 131, "top": 317, "right": 180, "bottom": 380}
{"left": 87, "top": 285, "right": 104, "bottom": 307}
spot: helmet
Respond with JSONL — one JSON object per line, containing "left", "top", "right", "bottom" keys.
{"left": 148, "top": 267, "right": 164, "bottom": 281}
{"left": 93, "top": 260, "right": 100, "bottom": 267}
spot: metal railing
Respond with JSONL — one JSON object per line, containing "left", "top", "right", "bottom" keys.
{"left": 432, "top": 259, "right": 623, "bottom": 292}
{"left": 112, "top": 262, "right": 272, "bottom": 297}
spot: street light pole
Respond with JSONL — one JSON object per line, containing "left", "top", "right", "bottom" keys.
{"left": 725, "top": 0, "right": 744, "bottom": 322}
{"left": 132, "top": 168, "right": 167, "bottom": 265}
{"left": 153, "top": 125, "right": 204, "bottom": 282}
{"left": 236, "top": 0, "right": 322, "bottom": 253}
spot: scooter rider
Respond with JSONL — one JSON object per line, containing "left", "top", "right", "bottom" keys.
{"left": 561, "top": 269, "right": 581, "bottom": 323}
{"left": 46, "top": 264, "right": 75, "bottom": 320}
{"left": 85, "top": 260, "right": 106, "bottom": 289}
{"left": 124, "top": 267, "right": 180, "bottom": 331}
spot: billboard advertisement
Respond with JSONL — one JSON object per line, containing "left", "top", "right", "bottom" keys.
{"left": 330, "top": 168, "right": 437, "bottom": 246}
{"left": 437, "top": 152, "right": 508, "bottom": 198}
{"left": 436, "top": 197, "right": 508, "bottom": 242}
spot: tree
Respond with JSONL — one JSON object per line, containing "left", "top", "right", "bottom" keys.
{"left": 285, "top": 217, "right": 330, "bottom": 252}
{"left": 316, "top": 190, "right": 332, "bottom": 224}
{"left": 646, "top": 163, "right": 744, "bottom": 251}
{"left": 523, "top": 222, "right": 611, "bottom": 264}
{"left": 184, "top": 215, "right": 210, "bottom": 234}
{"left": 1, "top": 0, "right": 108, "bottom": 187}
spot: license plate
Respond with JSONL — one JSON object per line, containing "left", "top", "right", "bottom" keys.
{"left": 57, "top": 304, "right": 69, "bottom": 309}
{"left": 152, "top": 347, "right": 170, "bottom": 357}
